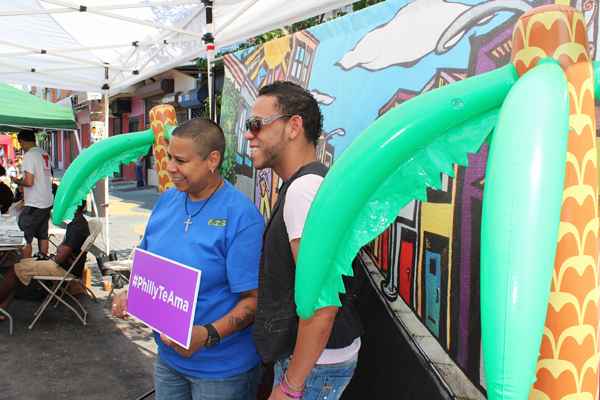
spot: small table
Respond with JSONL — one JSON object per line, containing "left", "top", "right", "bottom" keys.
{"left": 0, "top": 216, "right": 25, "bottom": 335}
{"left": 0, "top": 249, "right": 21, "bottom": 336}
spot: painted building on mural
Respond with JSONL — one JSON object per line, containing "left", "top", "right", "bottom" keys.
{"left": 220, "top": 0, "right": 600, "bottom": 397}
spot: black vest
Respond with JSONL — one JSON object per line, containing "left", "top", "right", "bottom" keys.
{"left": 253, "top": 162, "right": 363, "bottom": 363}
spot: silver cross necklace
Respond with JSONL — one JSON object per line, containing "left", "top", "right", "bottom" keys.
{"left": 183, "top": 179, "right": 222, "bottom": 233}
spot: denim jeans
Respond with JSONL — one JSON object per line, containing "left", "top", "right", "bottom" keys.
{"left": 154, "top": 357, "right": 261, "bottom": 400}
{"left": 274, "top": 355, "right": 358, "bottom": 400}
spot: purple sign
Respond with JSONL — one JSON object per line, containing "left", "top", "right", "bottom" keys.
{"left": 127, "top": 248, "right": 201, "bottom": 349}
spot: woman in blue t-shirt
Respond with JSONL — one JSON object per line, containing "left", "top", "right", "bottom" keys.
{"left": 112, "top": 118, "right": 265, "bottom": 400}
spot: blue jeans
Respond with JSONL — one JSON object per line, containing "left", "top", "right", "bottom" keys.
{"left": 154, "top": 357, "right": 261, "bottom": 400}
{"left": 274, "top": 355, "right": 358, "bottom": 400}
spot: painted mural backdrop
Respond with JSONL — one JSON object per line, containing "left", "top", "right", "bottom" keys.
{"left": 220, "top": 0, "right": 600, "bottom": 392}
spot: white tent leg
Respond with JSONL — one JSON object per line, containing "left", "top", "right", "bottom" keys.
{"left": 71, "top": 129, "right": 99, "bottom": 217}
{"left": 204, "top": 0, "right": 216, "bottom": 122}
{"left": 103, "top": 93, "right": 110, "bottom": 255}
{"left": 208, "top": 56, "right": 214, "bottom": 122}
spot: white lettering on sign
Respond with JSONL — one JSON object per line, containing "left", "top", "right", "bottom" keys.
{"left": 131, "top": 275, "right": 189, "bottom": 313}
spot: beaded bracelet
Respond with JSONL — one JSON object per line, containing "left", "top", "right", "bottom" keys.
{"left": 279, "top": 379, "right": 303, "bottom": 399}
{"left": 284, "top": 371, "right": 304, "bottom": 392}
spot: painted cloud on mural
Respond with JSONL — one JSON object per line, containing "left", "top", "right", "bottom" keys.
{"left": 310, "top": 89, "right": 336, "bottom": 105}
{"left": 337, "top": 0, "right": 532, "bottom": 71}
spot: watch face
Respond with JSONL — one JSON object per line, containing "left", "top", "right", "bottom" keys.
{"left": 206, "top": 334, "right": 219, "bottom": 347}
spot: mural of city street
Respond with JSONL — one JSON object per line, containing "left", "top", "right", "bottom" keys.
{"left": 220, "top": 0, "right": 599, "bottom": 393}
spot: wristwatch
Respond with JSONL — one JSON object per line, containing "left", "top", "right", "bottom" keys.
{"left": 203, "top": 323, "right": 221, "bottom": 348}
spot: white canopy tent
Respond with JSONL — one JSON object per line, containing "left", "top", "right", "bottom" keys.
{"left": 0, "top": 0, "right": 355, "bottom": 94}
{"left": 0, "top": 0, "right": 355, "bottom": 253}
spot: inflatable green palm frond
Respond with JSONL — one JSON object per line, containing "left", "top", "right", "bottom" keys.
{"left": 594, "top": 61, "right": 600, "bottom": 98}
{"left": 163, "top": 124, "right": 176, "bottom": 141}
{"left": 317, "top": 110, "right": 497, "bottom": 309}
{"left": 52, "top": 129, "right": 155, "bottom": 225}
{"left": 295, "top": 64, "right": 518, "bottom": 318}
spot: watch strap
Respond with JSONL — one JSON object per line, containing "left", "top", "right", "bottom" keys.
{"left": 203, "top": 323, "right": 220, "bottom": 347}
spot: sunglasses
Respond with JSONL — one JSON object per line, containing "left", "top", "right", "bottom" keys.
{"left": 245, "top": 114, "right": 291, "bottom": 135}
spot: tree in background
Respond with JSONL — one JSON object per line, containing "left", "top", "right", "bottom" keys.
{"left": 218, "top": 83, "right": 238, "bottom": 184}
{"left": 353, "top": 0, "right": 384, "bottom": 11}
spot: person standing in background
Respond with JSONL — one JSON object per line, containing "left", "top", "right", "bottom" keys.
{"left": 12, "top": 130, "right": 53, "bottom": 259}
{"left": 136, "top": 156, "right": 145, "bottom": 188}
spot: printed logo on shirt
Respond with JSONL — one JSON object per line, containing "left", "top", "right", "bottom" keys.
{"left": 42, "top": 153, "right": 51, "bottom": 171}
{"left": 208, "top": 219, "right": 227, "bottom": 227}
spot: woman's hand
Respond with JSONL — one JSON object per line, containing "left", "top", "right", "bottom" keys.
{"left": 160, "top": 325, "right": 208, "bottom": 358}
{"left": 111, "top": 290, "right": 128, "bottom": 319}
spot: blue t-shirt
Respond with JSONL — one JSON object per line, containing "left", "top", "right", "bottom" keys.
{"left": 139, "top": 182, "right": 264, "bottom": 378}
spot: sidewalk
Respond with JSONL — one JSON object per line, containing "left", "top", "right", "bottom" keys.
{"left": 0, "top": 179, "right": 161, "bottom": 400}
{"left": 100, "top": 181, "right": 161, "bottom": 253}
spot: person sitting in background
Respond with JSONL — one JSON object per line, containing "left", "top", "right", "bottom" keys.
{"left": 6, "top": 160, "right": 17, "bottom": 180}
{"left": 0, "top": 202, "right": 89, "bottom": 315}
{"left": 6, "top": 159, "right": 18, "bottom": 194}
{"left": 0, "top": 166, "right": 14, "bottom": 214}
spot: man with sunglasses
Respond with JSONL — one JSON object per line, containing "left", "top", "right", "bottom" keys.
{"left": 247, "top": 81, "right": 362, "bottom": 400}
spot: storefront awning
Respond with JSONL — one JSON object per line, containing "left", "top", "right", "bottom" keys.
{"left": 0, "top": 83, "right": 76, "bottom": 130}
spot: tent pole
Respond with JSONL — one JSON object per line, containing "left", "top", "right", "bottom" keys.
{"left": 0, "top": 1, "right": 198, "bottom": 17}
{"left": 72, "top": 128, "right": 81, "bottom": 153}
{"left": 103, "top": 91, "right": 110, "bottom": 255}
{"left": 0, "top": 39, "right": 129, "bottom": 70}
{"left": 107, "top": 5, "right": 206, "bottom": 88}
{"left": 203, "top": 0, "right": 216, "bottom": 122}
{"left": 71, "top": 129, "right": 99, "bottom": 218}
{"left": 214, "top": 0, "right": 259, "bottom": 36}
{"left": 42, "top": 0, "right": 203, "bottom": 38}
{"left": 208, "top": 57, "right": 214, "bottom": 122}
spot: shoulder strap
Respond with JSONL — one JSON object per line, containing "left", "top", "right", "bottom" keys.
{"left": 264, "top": 162, "right": 328, "bottom": 233}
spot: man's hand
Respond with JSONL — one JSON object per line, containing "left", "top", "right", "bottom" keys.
{"left": 111, "top": 291, "right": 128, "bottom": 319}
{"left": 160, "top": 325, "right": 208, "bottom": 358}
{"left": 11, "top": 172, "right": 33, "bottom": 187}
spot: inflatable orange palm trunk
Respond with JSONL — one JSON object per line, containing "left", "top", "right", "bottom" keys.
{"left": 149, "top": 105, "right": 177, "bottom": 192}
{"left": 511, "top": 5, "right": 599, "bottom": 399}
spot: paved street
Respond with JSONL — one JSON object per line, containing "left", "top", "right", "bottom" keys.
{"left": 0, "top": 180, "right": 161, "bottom": 400}
{"left": 103, "top": 181, "right": 161, "bottom": 254}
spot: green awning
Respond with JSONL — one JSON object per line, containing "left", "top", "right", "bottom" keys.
{"left": 0, "top": 83, "right": 77, "bottom": 130}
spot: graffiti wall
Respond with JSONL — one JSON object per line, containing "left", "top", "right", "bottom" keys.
{"left": 220, "top": 0, "right": 600, "bottom": 393}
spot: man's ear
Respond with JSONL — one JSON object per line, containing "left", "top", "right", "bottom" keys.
{"left": 287, "top": 115, "right": 304, "bottom": 141}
